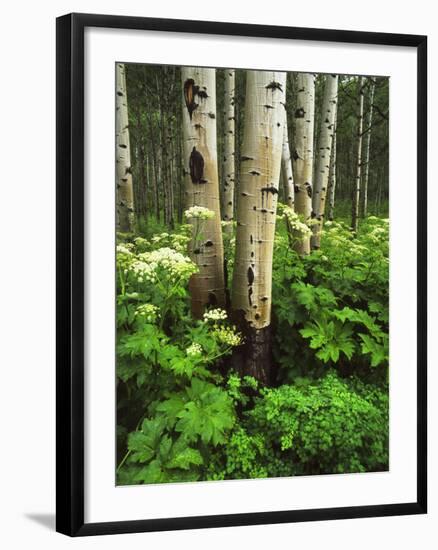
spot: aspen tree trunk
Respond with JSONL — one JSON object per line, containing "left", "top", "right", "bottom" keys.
{"left": 281, "top": 111, "right": 294, "bottom": 209}
{"left": 116, "top": 63, "right": 134, "bottom": 232}
{"left": 231, "top": 70, "right": 286, "bottom": 385}
{"left": 327, "top": 119, "right": 337, "bottom": 221}
{"left": 292, "top": 73, "right": 315, "bottom": 254}
{"left": 181, "top": 67, "right": 226, "bottom": 317}
{"left": 351, "top": 77, "right": 365, "bottom": 234}
{"left": 361, "top": 78, "right": 375, "bottom": 218}
{"left": 222, "top": 69, "right": 236, "bottom": 230}
{"left": 311, "top": 74, "right": 338, "bottom": 248}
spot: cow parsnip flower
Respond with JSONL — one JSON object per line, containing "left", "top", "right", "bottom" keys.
{"left": 283, "top": 207, "right": 312, "bottom": 237}
{"left": 186, "top": 342, "right": 203, "bottom": 357}
{"left": 213, "top": 326, "right": 242, "bottom": 347}
{"left": 184, "top": 206, "right": 215, "bottom": 220}
{"left": 134, "top": 303, "right": 159, "bottom": 323}
{"left": 130, "top": 247, "right": 197, "bottom": 284}
{"left": 203, "top": 308, "right": 228, "bottom": 323}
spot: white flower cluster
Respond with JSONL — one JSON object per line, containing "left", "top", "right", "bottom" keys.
{"left": 117, "top": 244, "right": 134, "bottom": 255}
{"left": 203, "top": 308, "right": 228, "bottom": 323}
{"left": 170, "top": 233, "right": 191, "bottom": 253}
{"left": 283, "top": 207, "right": 312, "bottom": 237}
{"left": 130, "top": 247, "right": 197, "bottom": 284}
{"left": 186, "top": 342, "right": 203, "bottom": 357}
{"left": 133, "top": 237, "right": 149, "bottom": 250}
{"left": 151, "top": 232, "right": 169, "bottom": 244}
{"left": 134, "top": 303, "right": 159, "bottom": 323}
{"left": 184, "top": 206, "right": 215, "bottom": 220}
{"left": 213, "top": 326, "right": 242, "bottom": 347}
{"left": 366, "top": 225, "right": 388, "bottom": 244}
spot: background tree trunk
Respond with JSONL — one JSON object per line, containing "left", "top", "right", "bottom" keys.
{"left": 231, "top": 70, "right": 286, "bottom": 385}
{"left": 361, "top": 78, "right": 375, "bottom": 218}
{"left": 181, "top": 67, "right": 226, "bottom": 318}
{"left": 327, "top": 118, "right": 337, "bottom": 221}
{"left": 351, "top": 77, "right": 365, "bottom": 234}
{"left": 116, "top": 63, "right": 134, "bottom": 232}
{"left": 281, "top": 109, "right": 294, "bottom": 209}
{"left": 222, "top": 69, "right": 236, "bottom": 230}
{"left": 292, "top": 73, "right": 315, "bottom": 254}
{"left": 311, "top": 74, "right": 338, "bottom": 249}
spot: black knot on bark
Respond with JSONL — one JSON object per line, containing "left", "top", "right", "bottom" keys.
{"left": 184, "top": 79, "right": 199, "bottom": 120}
{"left": 247, "top": 266, "right": 254, "bottom": 285}
{"left": 189, "top": 147, "right": 205, "bottom": 184}
{"left": 266, "top": 81, "right": 283, "bottom": 92}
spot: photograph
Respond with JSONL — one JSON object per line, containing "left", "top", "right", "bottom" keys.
{"left": 115, "top": 63, "right": 390, "bottom": 486}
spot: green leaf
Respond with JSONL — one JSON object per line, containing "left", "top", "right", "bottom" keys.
{"left": 166, "top": 439, "right": 203, "bottom": 470}
{"left": 175, "top": 379, "right": 235, "bottom": 445}
{"left": 127, "top": 432, "right": 155, "bottom": 463}
{"left": 127, "top": 417, "right": 166, "bottom": 463}
{"left": 359, "top": 333, "right": 388, "bottom": 367}
{"left": 156, "top": 395, "right": 186, "bottom": 427}
{"left": 134, "top": 459, "right": 167, "bottom": 484}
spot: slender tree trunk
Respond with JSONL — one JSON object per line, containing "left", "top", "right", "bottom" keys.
{"left": 222, "top": 69, "right": 236, "bottom": 230}
{"left": 292, "top": 73, "right": 315, "bottom": 254}
{"left": 281, "top": 111, "right": 294, "bottom": 209}
{"left": 351, "top": 77, "right": 365, "bottom": 234}
{"left": 116, "top": 63, "right": 134, "bottom": 232}
{"left": 181, "top": 67, "right": 226, "bottom": 317}
{"left": 361, "top": 78, "right": 375, "bottom": 218}
{"left": 231, "top": 71, "right": 286, "bottom": 385}
{"left": 327, "top": 119, "right": 337, "bottom": 221}
{"left": 311, "top": 75, "right": 338, "bottom": 249}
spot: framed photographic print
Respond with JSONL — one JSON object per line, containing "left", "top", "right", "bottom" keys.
{"left": 56, "top": 12, "right": 427, "bottom": 536}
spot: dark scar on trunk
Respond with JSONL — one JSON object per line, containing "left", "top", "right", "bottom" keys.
{"left": 208, "top": 292, "right": 218, "bottom": 306}
{"left": 266, "top": 81, "right": 283, "bottom": 92}
{"left": 183, "top": 79, "right": 199, "bottom": 120}
{"left": 189, "top": 147, "right": 205, "bottom": 184}
{"left": 248, "top": 287, "right": 253, "bottom": 307}
{"left": 295, "top": 107, "right": 305, "bottom": 118}
{"left": 261, "top": 186, "right": 278, "bottom": 195}
{"left": 247, "top": 266, "right": 254, "bottom": 285}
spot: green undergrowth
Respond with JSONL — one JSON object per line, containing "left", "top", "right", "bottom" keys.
{"left": 116, "top": 211, "right": 389, "bottom": 484}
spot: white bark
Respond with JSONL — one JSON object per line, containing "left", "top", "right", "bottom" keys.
{"left": 352, "top": 77, "right": 365, "bottom": 234}
{"left": 222, "top": 69, "right": 236, "bottom": 230}
{"left": 281, "top": 110, "right": 294, "bottom": 209}
{"left": 232, "top": 71, "right": 286, "bottom": 331}
{"left": 327, "top": 118, "right": 337, "bottom": 221}
{"left": 362, "top": 78, "right": 375, "bottom": 218}
{"left": 311, "top": 74, "right": 338, "bottom": 248}
{"left": 181, "top": 67, "right": 226, "bottom": 317}
{"left": 292, "top": 73, "right": 316, "bottom": 254}
{"left": 116, "top": 63, "right": 134, "bottom": 232}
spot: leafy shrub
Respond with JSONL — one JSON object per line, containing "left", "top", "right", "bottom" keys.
{"left": 272, "top": 215, "right": 389, "bottom": 384}
{"left": 212, "top": 372, "right": 388, "bottom": 479}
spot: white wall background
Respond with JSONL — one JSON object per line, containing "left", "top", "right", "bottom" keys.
{"left": 0, "top": 0, "right": 435, "bottom": 548}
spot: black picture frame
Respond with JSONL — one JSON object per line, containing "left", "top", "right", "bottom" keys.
{"left": 56, "top": 12, "right": 427, "bottom": 537}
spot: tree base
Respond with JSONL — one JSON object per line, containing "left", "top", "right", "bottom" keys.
{"left": 231, "top": 312, "right": 272, "bottom": 385}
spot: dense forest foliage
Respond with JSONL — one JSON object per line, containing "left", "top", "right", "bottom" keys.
{"left": 116, "top": 64, "right": 389, "bottom": 485}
